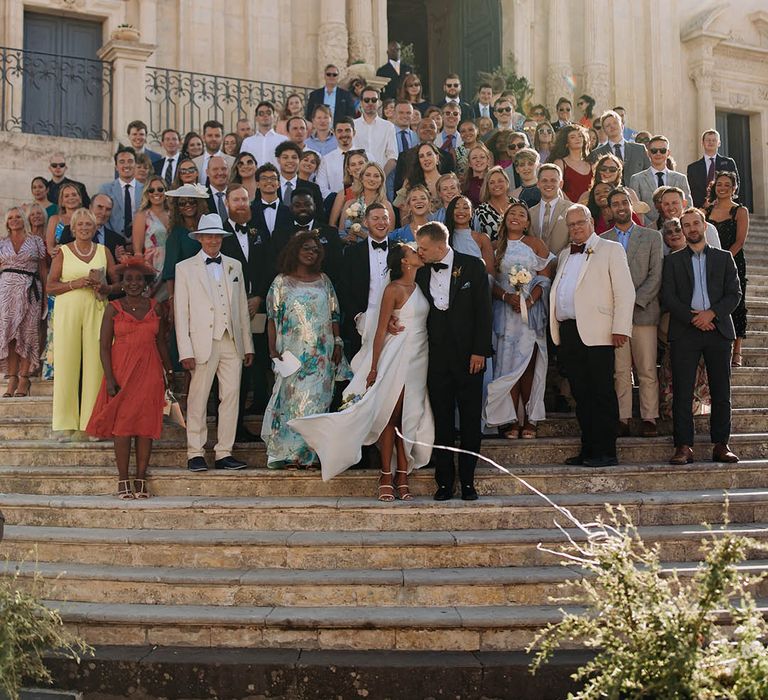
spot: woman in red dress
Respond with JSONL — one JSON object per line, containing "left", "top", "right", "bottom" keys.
{"left": 549, "top": 124, "right": 592, "bottom": 203}
{"left": 87, "top": 257, "right": 173, "bottom": 499}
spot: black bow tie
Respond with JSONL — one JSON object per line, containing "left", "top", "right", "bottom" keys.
{"left": 429, "top": 262, "right": 449, "bottom": 271}
{"left": 296, "top": 224, "right": 311, "bottom": 231}
{"left": 205, "top": 256, "right": 222, "bottom": 265}
{"left": 371, "top": 240, "right": 388, "bottom": 251}
{"left": 235, "top": 223, "right": 249, "bottom": 234}
{"left": 570, "top": 243, "right": 586, "bottom": 255}
{"left": 262, "top": 201, "right": 276, "bottom": 210}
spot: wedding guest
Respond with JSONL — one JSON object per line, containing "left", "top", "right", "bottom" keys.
{"left": 194, "top": 120, "right": 235, "bottom": 186}
{"left": 522, "top": 118, "right": 538, "bottom": 145}
{"left": 587, "top": 182, "right": 621, "bottom": 234}
{"left": 328, "top": 149, "right": 368, "bottom": 233}
{"left": 278, "top": 93, "right": 305, "bottom": 135}
{"left": 174, "top": 213, "right": 254, "bottom": 472}
{"left": 510, "top": 148, "right": 541, "bottom": 208}
{"left": 530, "top": 164, "right": 571, "bottom": 255}
{"left": 485, "top": 201, "right": 554, "bottom": 438}
{"left": 154, "top": 128, "right": 182, "bottom": 186}
{"left": 86, "top": 256, "right": 173, "bottom": 499}
{"left": 602, "top": 188, "right": 663, "bottom": 438}
{"left": 444, "top": 195, "right": 495, "bottom": 274}
{"left": 398, "top": 143, "right": 443, "bottom": 212}
{"left": 462, "top": 143, "right": 493, "bottom": 207}
{"left": 350, "top": 78, "right": 366, "bottom": 117}
{"left": 529, "top": 104, "right": 551, "bottom": 125}
{"left": 549, "top": 124, "right": 592, "bottom": 203}
{"left": 30, "top": 176, "right": 56, "bottom": 218}
{"left": 0, "top": 207, "right": 47, "bottom": 397}
{"left": 48, "top": 208, "right": 117, "bottom": 439}
{"left": 589, "top": 110, "right": 650, "bottom": 184}
{"left": 46, "top": 152, "right": 90, "bottom": 210}
{"left": 454, "top": 119, "right": 480, "bottom": 177}
{"left": 286, "top": 116, "right": 309, "bottom": 150}
{"left": 316, "top": 119, "right": 367, "bottom": 200}
{"left": 432, "top": 172, "right": 462, "bottom": 223}
{"left": 392, "top": 117, "right": 455, "bottom": 197}
{"left": 377, "top": 40, "right": 412, "bottom": 100}
{"left": 46, "top": 183, "right": 82, "bottom": 256}
{"left": 299, "top": 151, "right": 321, "bottom": 183}
{"left": 57, "top": 194, "right": 127, "bottom": 259}
{"left": 472, "top": 166, "right": 512, "bottom": 243}
{"left": 587, "top": 127, "right": 599, "bottom": 151}
{"left": 550, "top": 204, "right": 635, "bottom": 467}
{"left": 552, "top": 98, "right": 573, "bottom": 132}
{"left": 705, "top": 171, "right": 749, "bottom": 367}
{"left": 305, "top": 105, "right": 338, "bottom": 156}
{"left": 662, "top": 208, "right": 741, "bottom": 465}
{"left": 99, "top": 145, "right": 143, "bottom": 238}
{"left": 125, "top": 119, "right": 161, "bottom": 165}
{"left": 162, "top": 183, "right": 207, "bottom": 300}
{"left": 354, "top": 87, "right": 397, "bottom": 171}
{"left": 236, "top": 119, "right": 253, "bottom": 140}
{"left": 230, "top": 152, "right": 259, "bottom": 201}
{"left": 305, "top": 66, "right": 355, "bottom": 125}
{"left": 534, "top": 122, "right": 555, "bottom": 163}
{"left": 658, "top": 186, "right": 721, "bottom": 249}
{"left": 134, "top": 153, "right": 153, "bottom": 185}
{"left": 575, "top": 94, "right": 595, "bottom": 127}
{"left": 579, "top": 154, "right": 646, "bottom": 215}
{"left": 132, "top": 175, "right": 170, "bottom": 299}
{"left": 382, "top": 98, "right": 396, "bottom": 122}
{"left": 24, "top": 203, "right": 48, "bottom": 240}
{"left": 241, "top": 101, "right": 288, "bottom": 168}
{"left": 275, "top": 141, "right": 325, "bottom": 218}
{"left": 263, "top": 231, "right": 348, "bottom": 468}
{"left": 686, "top": 129, "right": 739, "bottom": 208}
{"left": 477, "top": 116, "right": 494, "bottom": 139}
{"left": 170, "top": 157, "right": 199, "bottom": 189}
{"left": 181, "top": 131, "right": 205, "bottom": 159}
{"left": 390, "top": 185, "right": 432, "bottom": 243}
{"left": 223, "top": 132, "right": 241, "bottom": 157}
{"left": 335, "top": 161, "right": 394, "bottom": 243}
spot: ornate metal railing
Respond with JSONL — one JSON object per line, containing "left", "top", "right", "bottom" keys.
{"left": 145, "top": 66, "right": 313, "bottom": 141}
{"left": 0, "top": 46, "right": 112, "bottom": 140}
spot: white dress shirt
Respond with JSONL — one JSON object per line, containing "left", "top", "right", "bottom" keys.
{"left": 229, "top": 218, "right": 249, "bottom": 261}
{"left": 280, "top": 176, "right": 298, "bottom": 203}
{"left": 260, "top": 199, "right": 278, "bottom": 234}
{"left": 367, "top": 237, "right": 390, "bottom": 309}
{"left": 199, "top": 150, "right": 225, "bottom": 185}
{"left": 389, "top": 58, "right": 401, "bottom": 75}
{"left": 429, "top": 247, "right": 454, "bottom": 311}
{"left": 556, "top": 234, "right": 597, "bottom": 321}
{"left": 161, "top": 153, "right": 179, "bottom": 182}
{"left": 478, "top": 102, "right": 492, "bottom": 119}
{"left": 434, "top": 130, "right": 463, "bottom": 150}
{"left": 240, "top": 130, "right": 288, "bottom": 168}
{"left": 608, "top": 139, "right": 626, "bottom": 160}
{"left": 650, "top": 167, "right": 668, "bottom": 186}
{"left": 201, "top": 248, "right": 223, "bottom": 282}
{"left": 315, "top": 146, "right": 370, "bottom": 199}
{"left": 353, "top": 116, "right": 397, "bottom": 167}
{"left": 209, "top": 184, "right": 228, "bottom": 218}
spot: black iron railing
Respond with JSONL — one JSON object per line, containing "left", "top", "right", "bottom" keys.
{"left": 145, "top": 66, "right": 313, "bottom": 140}
{"left": 0, "top": 46, "right": 112, "bottom": 140}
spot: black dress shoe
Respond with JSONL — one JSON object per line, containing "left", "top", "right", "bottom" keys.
{"left": 187, "top": 457, "right": 208, "bottom": 472}
{"left": 564, "top": 454, "right": 585, "bottom": 465}
{"left": 433, "top": 486, "right": 453, "bottom": 501}
{"left": 461, "top": 484, "right": 478, "bottom": 501}
{"left": 235, "top": 428, "right": 262, "bottom": 443}
{"left": 215, "top": 456, "right": 248, "bottom": 470}
{"left": 583, "top": 455, "right": 619, "bottom": 468}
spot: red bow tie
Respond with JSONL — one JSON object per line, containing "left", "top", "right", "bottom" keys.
{"left": 570, "top": 243, "right": 586, "bottom": 255}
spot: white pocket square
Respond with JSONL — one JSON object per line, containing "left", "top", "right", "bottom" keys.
{"left": 461, "top": 282, "right": 471, "bottom": 290}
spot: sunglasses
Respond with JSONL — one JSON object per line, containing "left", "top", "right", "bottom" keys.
{"left": 179, "top": 167, "right": 198, "bottom": 174}
{"left": 508, "top": 143, "right": 525, "bottom": 151}
{"left": 50, "top": 162, "right": 66, "bottom": 168}
{"left": 664, "top": 226, "right": 682, "bottom": 233}
{"left": 443, "top": 110, "right": 460, "bottom": 116}
{"left": 408, "top": 81, "right": 421, "bottom": 87}
{"left": 178, "top": 199, "right": 197, "bottom": 206}
{"left": 495, "top": 106, "right": 512, "bottom": 113}
{"left": 147, "top": 187, "right": 166, "bottom": 194}
{"left": 599, "top": 166, "right": 619, "bottom": 173}
{"left": 445, "top": 82, "right": 460, "bottom": 88}
{"left": 325, "top": 72, "right": 339, "bottom": 77}
{"left": 649, "top": 147, "right": 668, "bottom": 154}
{"left": 594, "top": 125, "right": 602, "bottom": 130}
{"left": 362, "top": 97, "right": 378, "bottom": 104}
{"left": 538, "top": 128, "right": 553, "bottom": 134}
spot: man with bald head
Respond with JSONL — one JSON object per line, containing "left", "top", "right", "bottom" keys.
{"left": 550, "top": 203, "right": 635, "bottom": 467}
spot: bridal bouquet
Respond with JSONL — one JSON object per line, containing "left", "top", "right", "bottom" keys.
{"left": 338, "top": 390, "right": 365, "bottom": 412}
{"left": 508, "top": 265, "right": 533, "bottom": 324}
{"left": 344, "top": 201, "right": 366, "bottom": 239}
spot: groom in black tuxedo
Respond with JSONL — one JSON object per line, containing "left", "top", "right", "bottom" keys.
{"left": 412, "top": 222, "right": 492, "bottom": 500}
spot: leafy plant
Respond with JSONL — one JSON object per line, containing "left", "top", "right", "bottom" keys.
{"left": 399, "top": 43, "right": 418, "bottom": 78}
{"left": 477, "top": 52, "right": 534, "bottom": 112}
{"left": 528, "top": 504, "right": 768, "bottom": 699}
{"left": 0, "top": 560, "right": 92, "bottom": 700}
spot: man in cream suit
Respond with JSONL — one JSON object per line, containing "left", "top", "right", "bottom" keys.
{"left": 628, "top": 135, "right": 691, "bottom": 226}
{"left": 175, "top": 213, "right": 255, "bottom": 472}
{"left": 550, "top": 204, "right": 635, "bottom": 467}
{"left": 530, "top": 164, "right": 572, "bottom": 255}
{"left": 601, "top": 188, "right": 664, "bottom": 438}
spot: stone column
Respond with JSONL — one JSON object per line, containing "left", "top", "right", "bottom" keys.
{"left": 545, "top": 0, "right": 573, "bottom": 111}
{"left": 582, "top": 0, "right": 610, "bottom": 116}
{"left": 318, "top": 0, "right": 349, "bottom": 72}
{"left": 97, "top": 39, "right": 156, "bottom": 139}
{"left": 348, "top": 0, "right": 376, "bottom": 65}
{"left": 689, "top": 63, "right": 716, "bottom": 141}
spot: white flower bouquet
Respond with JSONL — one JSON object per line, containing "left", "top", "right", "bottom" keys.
{"left": 508, "top": 264, "right": 533, "bottom": 323}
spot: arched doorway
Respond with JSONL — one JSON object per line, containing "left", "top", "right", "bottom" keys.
{"left": 386, "top": 0, "right": 501, "bottom": 103}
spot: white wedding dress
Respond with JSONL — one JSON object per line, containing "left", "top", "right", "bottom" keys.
{"left": 290, "top": 287, "right": 434, "bottom": 482}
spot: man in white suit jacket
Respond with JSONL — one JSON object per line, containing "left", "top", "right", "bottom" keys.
{"left": 175, "top": 213, "right": 254, "bottom": 471}
{"left": 550, "top": 204, "right": 635, "bottom": 468}
{"left": 628, "top": 135, "right": 691, "bottom": 226}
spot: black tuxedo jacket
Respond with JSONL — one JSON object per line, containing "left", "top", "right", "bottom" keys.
{"left": 277, "top": 179, "right": 326, "bottom": 224}
{"left": 393, "top": 143, "right": 456, "bottom": 195}
{"left": 305, "top": 87, "right": 356, "bottom": 125}
{"left": 270, "top": 222, "right": 343, "bottom": 289}
{"left": 59, "top": 224, "right": 124, "bottom": 259}
{"left": 250, "top": 198, "right": 293, "bottom": 242}
{"left": 339, "top": 238, "right": 373, "bottom": 324}
{"left": 470, "top": 101, "right": 497, "bottom": 126}
{"left": 375, "top": 61, "right": 413, "bottom": 100}
{"left": 220, "top": 219, "right": 273, "bottom": 301}
{"left": 686, "top": 154, "right": 740, "bottom": 208}
{"left": 415, "top": 251, "right": 492, "bottom": 367}
{"left": 661, "top": 245, "right": 741, "bottom": 342}
{"left": 205, "top": 186, "right": 229, "bottom": 217}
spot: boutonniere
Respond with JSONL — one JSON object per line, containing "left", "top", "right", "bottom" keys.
{"left": 585, "top": 247, "right": 595, "bottom": 258}
{"left": 452, "top": 266, "right": 463, "bottom": 280}
{"left": 227, "top": 265, "right": 234, "bottom": 275}
{"left": 247, "top": 227, "right": 258, "bottom": 238}
{"left": 319, "top": 236, "right": 328, "bottom": 244}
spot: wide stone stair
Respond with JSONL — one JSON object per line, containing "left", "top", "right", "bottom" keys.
{"left": 1, "top": 218, "right": 768, "bottom": 696}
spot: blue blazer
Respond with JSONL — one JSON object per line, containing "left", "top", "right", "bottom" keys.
{"left": 98, "top": 179, "right": 143, "bottom": 238}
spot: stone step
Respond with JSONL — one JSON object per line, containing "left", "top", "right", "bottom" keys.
{"left": 743, "top": 332, "right": 768, "bottom": 349}
{"left": 743, "top": 315, "right": 768, "bottom": 331}
{"left": 45, "top": 598, "right": 768, "bottom": 651}
{"left": 2, "top": 459, "right": 768, "bottom": 498}
{"left": 0, "top": 377, "right": 53, "bottom": 396}
{"left": 742, "top": 348, "right": 768, "bottom": 366}
{"left": 5, "top": 522, "right": 767, "bottom": 570}
{"left": 9, "top": 558, "right": 768, "bottom": 609}
{"left": 1, "top": 488, "right": 766, "bottom": 531}
{"left": 731, "top": 367, "right": 768, "bottom": 386}
{"left": 0, "top": 432, "right": 766, "bottom": 469}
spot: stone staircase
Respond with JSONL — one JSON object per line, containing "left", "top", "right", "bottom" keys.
{"left": 1, "top": 219, "right": 768, "bottom": 693}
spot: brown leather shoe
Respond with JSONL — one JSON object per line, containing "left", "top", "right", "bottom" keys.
{"left": 617, "top": 421, "right": 630, "bottom": 437}
{"left": 670, "top": 445, "right": 694, "bottom": 465}
{"left": 712, "top": 443, "right": 739, "bottom": 463}
{"left": 641, "top": 420, "right": 658, "bottom": 438}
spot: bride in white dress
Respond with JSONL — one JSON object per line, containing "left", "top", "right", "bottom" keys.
{"left": 290, "top": 243, "right": 434, "bottom": 500}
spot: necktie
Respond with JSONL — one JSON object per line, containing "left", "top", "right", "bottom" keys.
{"left": 164, "top": 158, "right": 174, "bottom": 186}
{"left": 123, "top": 183, "right": 132, "bottom": 236}
{"left": 262, "top": 201, "right": 276, "bottom": 210}
{"left": 442, "top": 133, "right": 455, "bottom": 154}
{"left": 613, "top": 143, "right": 623, "bottom": 160}
{"left": 656, "top": 171, "right": 665, "bottom": 188}
{"left": 283, "top": 181, "right": 293, "bottom": 202}
{"left": 371, "top": 240, "right": 387, "bottom": 251}
{"left": 544, "top": 201, "right": 552, "bottom": 231}
{"left": 399, "top": 130, "right": 409, "bottom": 153}
{"left": 429, "top": 262, "right": 448, "bottom": 271}
{"left": 570, "top": 243, "right": 585, "bottom": 255}
{"left": 216, "top": 192, "right": 227, "bottom": 221}
{"left": 707, "top": 157, "right": 715, "bottom": 183}
{"left": 205, "top": 256, "right": 222, "bottom": 265}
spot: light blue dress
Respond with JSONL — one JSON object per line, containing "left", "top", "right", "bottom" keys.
{"left": 484, "top": 239, "right": 554, "bottom": 427}
{"left": 261, "top": 274, "right": 351, "bottom": 467}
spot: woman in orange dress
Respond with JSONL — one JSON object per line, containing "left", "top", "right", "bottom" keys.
{"left": 87, "top": 257, "right": 173, "bottom": 499}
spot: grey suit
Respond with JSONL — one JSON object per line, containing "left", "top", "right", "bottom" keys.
{"left": 629, "top": 168, "right": 691, "bottom": 227}
{"left": 589, "top": 141, "right": 650, "bottom": 185}
{"left": 98, "top": 179, "right": 143, "bottom": 238}
{"left": 529, "top": 196, "right": 572, "bottom": 255}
